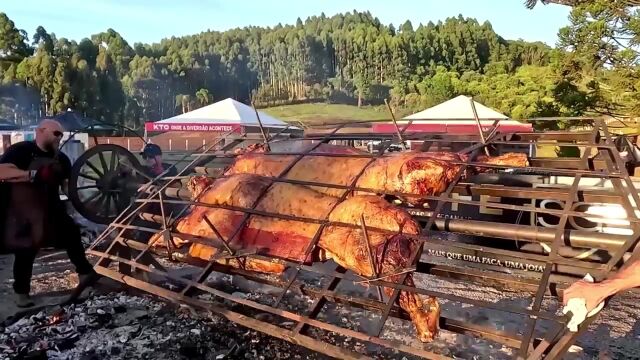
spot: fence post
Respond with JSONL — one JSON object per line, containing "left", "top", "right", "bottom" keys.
{"left": 107, "top": 138, "right": 110, "bottom": 144}
{"left": 127, "top": 138, "right": 130, "bottom": 151}
{"left": 185, "top": 139, "right": 189, "bottom": 151}
{"left": 169, "top": 139, "right": 172, "bottom": 151}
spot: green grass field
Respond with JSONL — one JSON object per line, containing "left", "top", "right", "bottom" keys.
{"left": 261, "top": 103, "right": 413, "bottom": 126}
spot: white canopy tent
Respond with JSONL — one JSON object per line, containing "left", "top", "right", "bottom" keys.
{"left": 372, "top": 95, "right": 532, "bottom": 133}
{"left": 145, "top": 98, "right": 295, "bottom": 132}
{"left": 404, "top": 95, "right": 509, "bottom": 121}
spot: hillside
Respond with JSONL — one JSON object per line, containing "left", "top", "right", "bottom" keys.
{"left": 261, "top": 103, "right": 414, "bottom": 126}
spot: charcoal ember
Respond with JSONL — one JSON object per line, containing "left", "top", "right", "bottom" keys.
{"left": 19, "top": 348, "right": 47, "bottom": 360}
{"left": 109, "top": 346, "right": 122, "bottom": 355}
{"left": 178, "top": 338, "right": 209, "bottom": 358}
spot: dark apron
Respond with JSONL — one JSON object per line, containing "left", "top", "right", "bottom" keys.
{"left": 2, "top": 182, "right": 50, "bottom": 252}
{"left": 0, "top": 157, "right": 63, "bottom": 253}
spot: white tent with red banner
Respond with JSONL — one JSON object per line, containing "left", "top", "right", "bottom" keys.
{"left": 145, "top": 98, "right": 293, "bottom": 133}
{"left": 372, "top": 95, "right": 532, "bottom": 134}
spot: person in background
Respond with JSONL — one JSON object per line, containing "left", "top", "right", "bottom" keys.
{"left": 0, "top": 119, "right": 98, "bottom": 307}
{"left": 563, "top": 257, "right": 640, "bottom": 312}
{"left": 132, "top": 143, "right": 180, "bottom": 243}
{"left": 140, "top": 143, "right": 178, "bottom": 179}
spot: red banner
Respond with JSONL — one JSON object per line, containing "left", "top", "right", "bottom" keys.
{"left": 372, "top": 123, "right": 533, "bottom": 134}
{"left": 145, "top": 122, "right": 242, "bottom": 133}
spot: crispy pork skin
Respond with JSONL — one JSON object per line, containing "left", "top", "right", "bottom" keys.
{"left": 354, "top": 154, "right": 462, "bottom": 202}
{"left": 226, "top": 150, "right": 464, "bottom": 203}
{"left": 226, "top": 144, "right": 527, "bottom": 203}
{"left": 150, "top": 174, "right": 439, "bottom": 342}
{"left": 226, "top": 144, "right": 370, "bottom": 197}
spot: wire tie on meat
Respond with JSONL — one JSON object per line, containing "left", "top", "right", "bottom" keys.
{"left": 353, "top": 267, "right": 417, "bottom": 285}
{"left": 360, "top": 215, "right": 384, "bottom": 301}
{"left": 210, "top": 249, "right": 257, "bottom": 262}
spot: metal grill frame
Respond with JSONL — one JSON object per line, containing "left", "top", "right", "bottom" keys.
{"left": 84, "top": 116, "right": 640, "bottom": 360}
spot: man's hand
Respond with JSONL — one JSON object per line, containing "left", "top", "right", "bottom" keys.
{"left": 562, "top": 280, "right": 613, "bottom": 313}
{"left": 563, "top": 258, "right": 640, "bottom": 314}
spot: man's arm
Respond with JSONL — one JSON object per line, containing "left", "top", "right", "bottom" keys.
{"left": 1, "top": 143, "right": 31, "bottom": 182}
{"left": 563, "top": 258, "right": 640, "bottom": 311}
{"left": 0, "top": 163, "right": 30, "bottom": 182}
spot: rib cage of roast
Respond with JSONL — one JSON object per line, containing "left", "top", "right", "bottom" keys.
{"left": 148, "top": 143, "right": 529, "bottom": 342}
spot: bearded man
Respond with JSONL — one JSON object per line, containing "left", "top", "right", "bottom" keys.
{"left": 0, "top": 119, "right": 98, "bottom": 307}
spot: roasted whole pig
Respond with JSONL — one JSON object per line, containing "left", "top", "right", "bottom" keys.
{"left": 150, "top": 173, "right": 440, "bottom": 342}
{"left": 225, "top": 144, "right": 528, "bottom": 203}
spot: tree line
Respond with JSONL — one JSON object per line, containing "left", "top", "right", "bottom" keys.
{"left": 0, "top": 2, "right": 637, "bottom": 130}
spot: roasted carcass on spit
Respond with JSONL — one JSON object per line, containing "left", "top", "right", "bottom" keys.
{"left": 150, "top": 173, "right": 440, "bottom": 342}
{"left": 225, "top": 144, "right": 528, "bottom": 203}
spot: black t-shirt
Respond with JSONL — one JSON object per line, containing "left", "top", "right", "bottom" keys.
{"left": 0, "top": 141, "right": 72, "bottom": 204}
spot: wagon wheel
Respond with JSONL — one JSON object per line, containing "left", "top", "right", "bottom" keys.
{"left": 69, "top": 144, "right": 146, "bottom": 224}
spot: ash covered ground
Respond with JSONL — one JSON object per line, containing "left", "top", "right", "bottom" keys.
{"left": 0, "top": 215, "right": 638, "bottom": 359}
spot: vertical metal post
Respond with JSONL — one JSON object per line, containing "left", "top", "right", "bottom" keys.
{"left": 469, "top": 96, "right": 491, "bottom": 156}
{"left": 384, "top": 99, "right": 407, "bottom": 150}
{"left": 251, "top": 100, "right": 271, "bottom": 152}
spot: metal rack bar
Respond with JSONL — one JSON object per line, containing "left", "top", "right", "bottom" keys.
{"left": 111, "top": 220, "right": 613, "bottom": 282}
{"left": 518, "top": 124, "right": 597, "bottom": 358}
{"left": 137, "top": 191, "right": 640, "bottom": 234}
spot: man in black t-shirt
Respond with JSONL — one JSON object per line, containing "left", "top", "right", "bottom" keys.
{"left": 0, "top": 119, "right": 98, "bottom": 307}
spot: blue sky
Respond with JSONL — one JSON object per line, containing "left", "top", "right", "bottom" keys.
{"left": 4, "top": 0, "right": 571, "bottom": 46}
